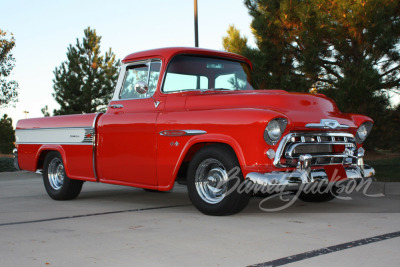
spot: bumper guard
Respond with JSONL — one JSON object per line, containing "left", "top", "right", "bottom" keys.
{"left": 245, "top": 153, "right": 375, "bottom": 191}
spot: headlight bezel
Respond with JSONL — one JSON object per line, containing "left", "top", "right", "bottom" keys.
{"left": 356, "top": 121, "right": 373, "bottom": 144}
{"left": 264, "top": 118, "right": 288, "bottom": 145}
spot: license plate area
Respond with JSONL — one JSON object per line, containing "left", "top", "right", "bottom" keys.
{"left": 324, "top": 164, "right": 347, "bottom": 182}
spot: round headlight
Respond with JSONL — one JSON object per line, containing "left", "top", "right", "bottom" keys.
{"left": 267, "top": 120, "right": 282, "bottom": 141}
{"left": 356, "top": 122, "right": 373, "bottom": 143}
{"left": 264, "top": 118, "right": 287, "bottom": 145}
{"left": 357, "top": 124, "right": 368, "bottom": 141}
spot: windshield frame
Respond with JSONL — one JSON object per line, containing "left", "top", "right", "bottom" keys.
{"left": 160, "top": 54, "right": 256, "bottom": 94}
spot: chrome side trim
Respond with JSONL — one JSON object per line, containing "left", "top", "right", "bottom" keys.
{"left": 16, "top": 127, "right": 94, "bottom": 145}
{"left": 92, "top": 112, "right": 103, "bottom": 181}
{"left": 183, "top": 130, "right": 207, "bottom": 136}
{"left": 15, "top": 126, "right": 92, "bottom": 130}
{"left": 159, "top": 130, "right": 207, "bottom": 137}
{"left": 16, "top": 143, "right": 92, "bottom": 145}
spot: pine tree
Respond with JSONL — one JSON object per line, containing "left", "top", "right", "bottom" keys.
{"left": 41, "top": 105, "right": 50, "bottom": 117}
{"left": 0, "top": 114, "right": 15, "bottom": 154}
{"left": 52, "top": 27, "right": 120, "bottom": 115}
{"left": 223, "top": 0, "right": 400, "bottom": 150}
{"left": 0, "top": 29, "right": 18, "bottom": 108}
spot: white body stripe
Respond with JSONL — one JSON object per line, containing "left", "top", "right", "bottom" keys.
{"left": 16, "top": 127, "right": 93, "bottom": 145}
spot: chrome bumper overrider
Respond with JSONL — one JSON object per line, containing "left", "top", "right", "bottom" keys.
{"left": 246, "top": 165, "right": 375, "bottom": 188}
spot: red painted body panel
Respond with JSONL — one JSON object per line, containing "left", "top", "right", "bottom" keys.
{"left": 16, "top": 114, "right": 97, "bottom": 129}
{"left": 16, "top": 114, "right": 97, "bottom": 181}
{"left": 122, "top": 47, "right": 252, "bottom": 69}
{"left": 15, "top": 47, "right": 373, "bottom": 192}
{"left": 17, "top": 144, "right": 42, "bottom": 171}
{"left": 97, "top": 98, "right": 158, "bottom": 186}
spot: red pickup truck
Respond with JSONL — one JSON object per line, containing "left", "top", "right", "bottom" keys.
{"left": 14, "top": 47, "right": 375, "bottom": 215}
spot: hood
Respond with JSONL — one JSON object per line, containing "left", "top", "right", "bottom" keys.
{"left": 184, "top": 90, "right": 357, "bottom": 130}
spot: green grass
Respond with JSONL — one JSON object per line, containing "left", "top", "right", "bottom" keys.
{"left": 0, "top": 157, "right": 16, "bottom": 172}
{"left": 365, "top": 157, "right": 400, "bottom": 182}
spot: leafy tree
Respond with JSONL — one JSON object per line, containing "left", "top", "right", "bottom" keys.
{"left": 0, "top": 114, "right": 15, "bottom": 154}
{"left": 52, "top": 27, "right": 120, "bottom": 115}
{"left": 224, "top": 0, "right": 400, "bottom": 151}
{"left": 0, "top": 29, "right": 19, "bottom": 108}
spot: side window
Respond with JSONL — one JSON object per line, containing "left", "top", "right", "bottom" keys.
{"left": 148, "top": 61, "right": 161, "bottom": 95}
{"left": 120, "top": 64, "right": 149, "bottom": 99}
{"left": 119, "top": 60, "right": 162, "bottom": 100}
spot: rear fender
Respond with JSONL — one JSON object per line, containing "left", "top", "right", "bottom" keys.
{"left": 36, "top": 145, "right": 68, "bottom": 174}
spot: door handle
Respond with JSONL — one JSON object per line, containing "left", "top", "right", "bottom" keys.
{"left": 110, "top": 104, "right": 124, "bottom": 109}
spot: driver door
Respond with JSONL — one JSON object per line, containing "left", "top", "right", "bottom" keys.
{"left": 97, "top": 60, "right": 161, "bottom": 186}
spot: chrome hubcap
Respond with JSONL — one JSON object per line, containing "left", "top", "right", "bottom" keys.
{"left": 195, "top": 159, "right": 229, "bottom": 204}
{"left": 48, "top": 158, "right": 65, "bottom": 190}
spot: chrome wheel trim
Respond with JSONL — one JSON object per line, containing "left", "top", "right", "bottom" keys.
{"left": 48, "top": 158, "right": 65, "bottom": 190}
{"left": 195, "top": 159, "right": 229, "bottom": 204}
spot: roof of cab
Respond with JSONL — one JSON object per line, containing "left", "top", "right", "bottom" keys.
{"left": 122, "top": 47, "right": 252, "bottom": 69}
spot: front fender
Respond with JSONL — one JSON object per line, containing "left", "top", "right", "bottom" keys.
{"left": 172, "top": 133, "right": 246, "bottom": 179}
{"left": 156, "top": 108, "right": 287, "bottom": 190}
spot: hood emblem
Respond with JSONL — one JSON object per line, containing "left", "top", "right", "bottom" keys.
{"left": 306, "top": 119, "right": 350, "bottom": 129}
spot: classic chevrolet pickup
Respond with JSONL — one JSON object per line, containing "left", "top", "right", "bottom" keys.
{"left": 14, "top": 47, "right": 375, "bottom": 215}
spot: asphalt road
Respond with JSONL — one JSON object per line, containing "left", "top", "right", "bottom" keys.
{"left": 1, "top": 171, "right": 399, "bottom": 267}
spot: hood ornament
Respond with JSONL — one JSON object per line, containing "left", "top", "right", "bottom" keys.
{"left": 306, "top": 119, "right": 350, "bottom": 129}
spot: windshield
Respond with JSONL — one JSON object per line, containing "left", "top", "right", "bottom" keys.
{"left": 162, "top": 55, "right": 255, "bottom": 93}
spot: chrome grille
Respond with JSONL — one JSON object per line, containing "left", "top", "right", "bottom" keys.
{"left": 273, "top": 132, "right": 357, "bottom": 167}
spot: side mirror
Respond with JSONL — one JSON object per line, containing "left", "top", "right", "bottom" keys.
{"left": 135, "top": 81, "right": 149, "bottom": 95}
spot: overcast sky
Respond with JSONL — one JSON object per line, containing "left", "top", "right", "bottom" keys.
{"left": 1, "top": 0, "right": 255, "bottom": 125}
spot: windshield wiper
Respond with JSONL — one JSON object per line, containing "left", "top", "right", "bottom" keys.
{"left": 205, "top": 88, "right": 233, "bottom": 91}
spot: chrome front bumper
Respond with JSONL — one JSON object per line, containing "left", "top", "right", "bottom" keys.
{"left": 246, "top": 164, "right": 375, "bottom": 189}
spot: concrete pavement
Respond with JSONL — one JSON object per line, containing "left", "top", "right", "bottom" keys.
{"left": 0, "top": 171, "right": 399, "bottom": 266}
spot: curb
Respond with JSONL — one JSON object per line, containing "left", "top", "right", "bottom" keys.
{"left": 384, "top": 183, "right": 400, "bottom": 196}
{"left": 364, "top": 182, "right": 400, "bottom": 196}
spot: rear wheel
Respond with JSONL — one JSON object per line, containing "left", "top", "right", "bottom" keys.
{"left": 43, "top": 152, "right": 83, "bottom": 200}
{"left": 187, "top": 145, "right": 250, "bottom": 216}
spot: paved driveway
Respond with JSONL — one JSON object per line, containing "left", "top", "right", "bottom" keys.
{"left": 1, "top": 171, "right": 399, "bottom": 266}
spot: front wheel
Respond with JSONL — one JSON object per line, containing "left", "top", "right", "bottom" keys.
{"left": 187, "top": 145, "right": 250, "bottom": 216}
{"left": 43, "top": 152, "right": 83, "bottom": 200}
